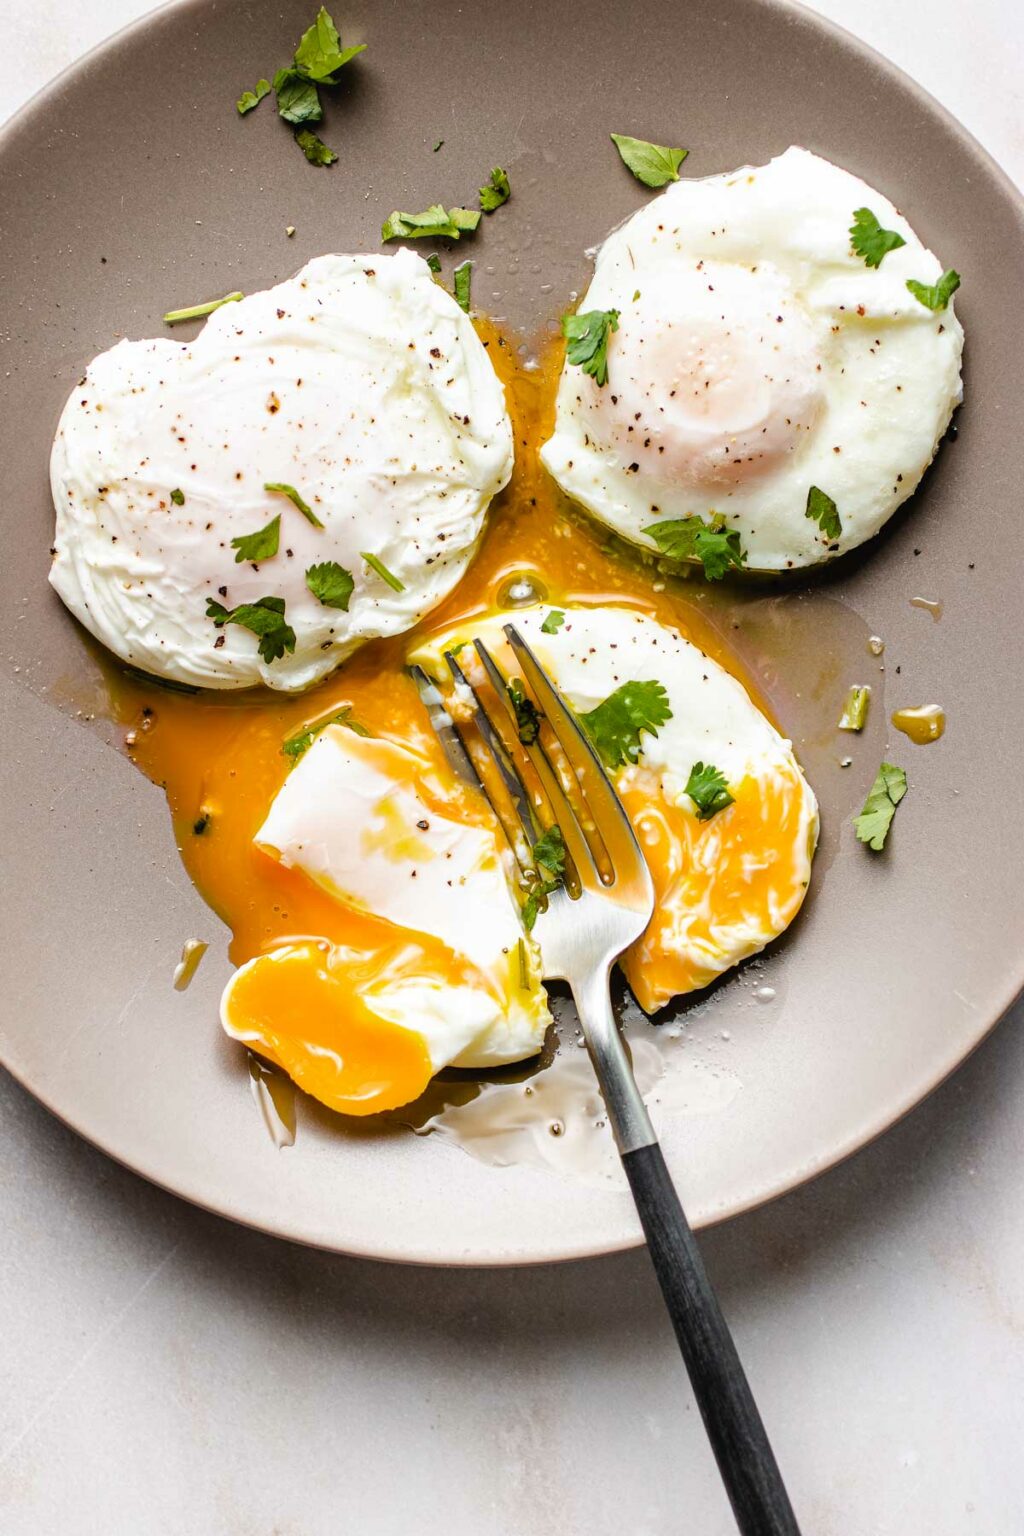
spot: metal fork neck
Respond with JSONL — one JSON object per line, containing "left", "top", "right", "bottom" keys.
{"left": 571, "top": 966, "right": 657, "bottom": 1155}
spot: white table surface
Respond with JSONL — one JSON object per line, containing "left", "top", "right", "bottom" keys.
{"left": 2, "top": 2, "right": 1022, "bottom": 1531}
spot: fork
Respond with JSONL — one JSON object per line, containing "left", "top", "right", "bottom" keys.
{"left": 413, "top": 624, "right": 802, "bottom": 1536}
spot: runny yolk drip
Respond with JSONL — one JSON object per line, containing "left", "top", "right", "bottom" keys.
{"left": 620, "top": 763, "right": 814, "bottom": 1013}
{"left": 223, "top": 941, "right": 435, "bottom": 1115}
{"left": 891, "top": 704, "right": 945, "bottom": 744}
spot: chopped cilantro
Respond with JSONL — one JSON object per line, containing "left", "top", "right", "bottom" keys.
{"left": 163, "top": 292, "right": 243, "bottom": 326}
{"left": 206, "top": 595, "right": 296, "bottom": 665}
{"left": 579, "top": 680, "right": 672, "bottom": 769}
{"left": 684, "top": 761, "right": 735, "bottom": 821}
{"left": 453, "top": 260, "right": 473, "bottom": 312}
{"left": 849, "top": 207, "right": 906, "bottom": 268}
{"left": 507, "top": 678, "right": 540, "bottom": 745}
{"left": 610, "top": 133, "right": 688, "bottom": 188}
{"left": 305, "top": 559, "right": 354, "bottom": 608}
{"left": 479, "top": 167, "right": 510, "bottom": 211}
{"left": 643, "top": 514, "right": 746, "bottom": 580}
{"left": 381, "top": 205, "right": 481, "bottom": 242}
{"left": 295, "top": 128, "right": 337, "bottom": 165}
{"left": 426, "top": 253, "right": 442, "bottom": 275}
{"left": 433, "top": 139, "right": 444, "bottom": 152}
{"left": 170, "top": 488, "right": 185, "bottom": 506}
{"left": 361, "top": 551, "right": 405, "bottom": 592}
{"left": 561, "top": 308, "right": 620, "bottom": 388}
{"left": 282, "top": 705, "right": 370, "bottom": 761}
{"left": 264, "top": 481, "right": 324, "bottom": 529}
{"left": 231, "top": 514, "right": 280, "bottom": 564}
{"left": 522, "top": 824, "right": 567, "bottom": 931}
{"left": 237, "top": 79, "right": 271, "bottom": 115}
{"left": 293, "top": 6, "right": 365, "bottom": 82}
{"left": 805, "top": 485, "right": 842, "bottom": 542}
{"left": 906, "top": 269, "right": 961, "bottom": 311}
{"left": 272, "top": 66, "right": 323, "bottom": 125}
{"left": 838, "top": 685, "right": 870, "bottom": 732}
{"left": 540, "top": 609, "right": 565, "bottom": 634}
{"left": 854, "top": 761, "right": 908, "bottom": 850}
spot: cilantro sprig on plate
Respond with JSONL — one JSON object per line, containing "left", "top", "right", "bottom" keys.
{"left": 643, "top": 515, "right": 746, "bottom": 580}
{"left": 849, "top": 207, "right": 906, "bottom": 268}
{"left": 854, "top": 762, "right": 908, "bottom": 850}
{"left": 684, "top": 762, "right": 734, "bottom": 821}
{"left": 561, "top": 309, "right": 620, "bottom": 388}
{"left": 522, "top": 825, "right": 567, "bottom": 932}
{"left": 206, "top": 595, "right": 296, "bottom": 665}
{"left": 237, "top": 7, "right": 365, "bottom": 167}
{"left": 579, "top": 680, "right": 672, "bottom": 769}
{"left": 610, "top": 133, "right": 687, "bottom": 189}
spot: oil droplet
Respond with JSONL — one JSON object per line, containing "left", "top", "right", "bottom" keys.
{"left": 909, "top": 596, "right": 942, "bottom": 621}
{"left": 754, "top": 985, "right": 776, "bottom": 1004}
{"left": 497, "top": 571, "right": 546, "bottom": 608}
{"left": 892, "top": 705, "right": 945, "bottom": 744}
{"left": 247, "top": 1052, "right": 297, "bottom": 1149}
{"left": 867, "top": 635, "right": 885, "bottom": 656}
{"left": 172, "top": 938, "right": 207, "bottom": 991}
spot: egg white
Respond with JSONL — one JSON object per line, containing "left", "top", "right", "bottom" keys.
{"left": 50, "top": 250, "right": 513, "bottom": 690}
{"left": 540, "top": 147, "right": 963, "bottom": 570}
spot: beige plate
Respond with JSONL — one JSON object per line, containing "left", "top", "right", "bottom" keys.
{"left": 1, "top": 0, "right": 1022, "bottom": 1264}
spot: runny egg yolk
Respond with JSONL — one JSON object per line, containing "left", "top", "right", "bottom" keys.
{"left": 105, "top": 319, "right": 792, "bottom": 1108}
{"left": 620, "top": 762, "right": 813, "bottom": 1013}
{"left": 222, "top": 941, "right": 435, "bottom": 1115}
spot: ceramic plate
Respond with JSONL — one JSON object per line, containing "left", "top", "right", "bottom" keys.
{"left": 1, "top": 0, "right": 1022, "bottom": 1263}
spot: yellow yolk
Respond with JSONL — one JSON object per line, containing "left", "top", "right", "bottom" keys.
{"left": 621, "top": 763, "right": 813, "bottom": 1012}
{"left": 222, "top": 941, "right": 435, "bottom": 1115}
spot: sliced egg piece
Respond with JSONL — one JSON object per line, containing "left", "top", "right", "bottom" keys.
{"left": 409, "top": 604, "right": 818, "bottom": 1013}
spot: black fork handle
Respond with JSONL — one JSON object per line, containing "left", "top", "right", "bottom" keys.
{"left": 621, "top": 1140, "right": 802, "bottom": 1536}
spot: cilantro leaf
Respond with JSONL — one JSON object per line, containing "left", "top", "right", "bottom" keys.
{"left": 426, "top": 253, "right": 442, "bottom": 275}
{"left": 507, "top": 679, "right": 540, "bottom": 745}
{"left": 237, "top": 79, "right": 271, "bottom": 115}
{"left": 610, "top": 133, "right": 688, "bottom": 189}
{"left": 163, "top": 292, "right": 243, "bottom": 325}
{"left": 170, "top": 487, "right": 185, "bottom": 506}
{"left": 273, "top": 66, "right": 323, "bottom": 125}
{"left": 805, "top": 485, "right": 842, "bottom": 542}
{"left": 479, "top": 167, "right": 510, "bottom": 211}
{"left": 264, "top": 481, "right": 324, "bottom": 529}
{"left": 540, "top": 609, "right": 565, "bottom": 634}
{"left": 295, "top": 128, "right": 337, "bottom": 166}
{"left": 293, "top": 7, "right": 365, "bottom": 83}
{"left": 453, "top": 260, "right": 472, "bottom": 313}
{"left": 561, "top": 309, "right": 620, "bottom": 388}
{"left": 282, "top": 705, "right": 370, "bottom": 761}
{"left": 305, "top": 559, "right": 354, "bottom": 608}
{"left": 854, "top": 761, "right": 908, "bottom": 850}
{"left": 684, "top": 761, "right": 735, "bottom": 821}
{"left": 906, "top": 269, "right": 961, "bottom": 311}
{"left": 381, "top": 206, "right": 481, "bottom": 242}
{"left": 206, "top": 595, "right": 296, "bottom": 665}
{"left": 360, "top": 551, "right": 405, "bottom": 592}
{"left": 231, "top": 514, "right": 280, "bottom": 564}
{"left": 849, "top": 207, "right": 906, "bottom": 268}
{"left": 522, "top": 824, "right": 567, "bottom": 931}
{"left": 643, "top": 515, "right": 746, "bottom": 580}
{"left": 579, "top": 680, "right": 672, "bottom": 769}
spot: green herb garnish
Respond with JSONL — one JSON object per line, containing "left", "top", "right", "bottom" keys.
{"left": 305, "top": 559, "right": 354, "bottom": 608}
{"left": 295, "top": 128, "right": 338, "bottom": 166}
{"left": 849, "top": 207, "right": 906, "bottom": 268}
{"left": 522, "top": 824, "right": 567, "bottom": 931}
{"left": 610, "top": 133, "right": 687, "bottom": 188}
{"left": 479, "top": 166, "right": 510, "bottom": 211}
{"left": 426, "top": 253, "right": 442, "bottom": 275}
{"left": 540, "top": 609, "right": 565, "bottom": 634}
{"left": 805, "top": 485, "right": 842, "bottom": 543}
{"left": 282, "top": 705, "right": 370, "bottom": 761}
{"left": 906, "top": 269, "right": 961, "bottom": 311}
{"left": 272, "top": 66, "right": 323, "bottom": 125}
{"left": 838, "top": 685, "right": 871, "bottom": 732}
{"left": 561, "top": 309, "right": 620, "bottom": 388}
{"left": 264, "top": 481, "right": 324, "bottom": 529}
{"left": 854, "top": 762, "right": 908, "bottom": 850}
{"left": 170, "top": 488, "right": 185, "bottom": 506}
{"left": 236, "top": 79, "right": 271, "bottom": 115}
{"left": 507, "top": 679, "right": 541, "bottom": 745}
{"left": 231, "top": 514, "right": 281, "bottom": 564}
{"left": 293, "top": 5, "right": 366, "bottom": 82}
{"left": 684, "top": 761, "right": 735, "bottom": 821}
{"left": 361, "top": 551, "right": 405, "bottom": 592}
{"left": 643, "top": 514, "right": 746, "bottom": 580}
{"left": 163, "top": 292, "right": 243, "bottom": 326}
{"left": 381, "top": 205, "right": 481, "bottom": 242}
{"left": 205, "top": 595, "right": 296, "bottom": 664}
{"left": 579, "top": 681, "right": 672, "bottom": 769}
{"left": 453, "top": 260, "right": 473, "bottom": 313}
